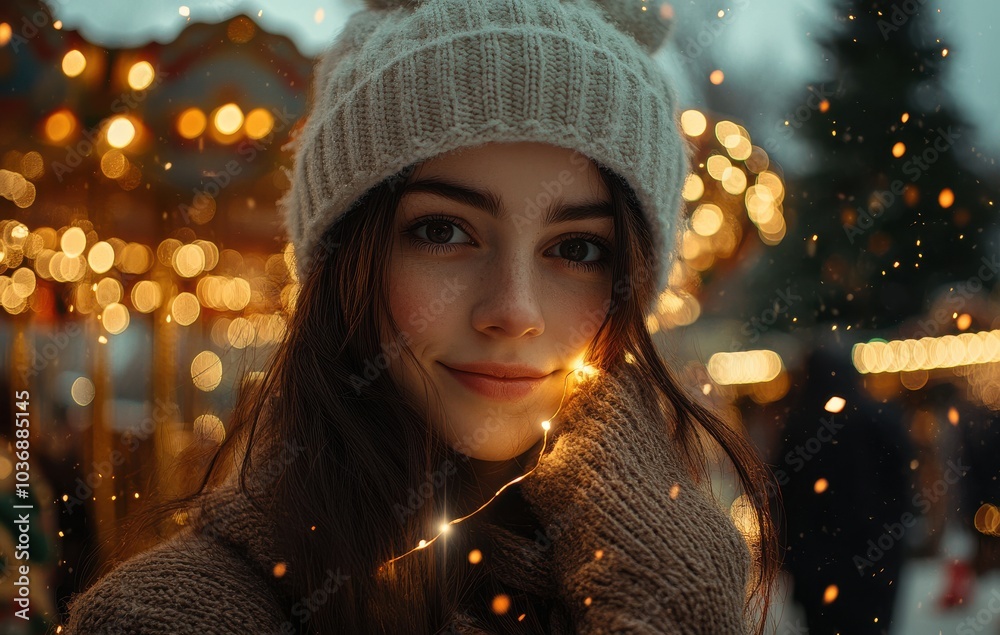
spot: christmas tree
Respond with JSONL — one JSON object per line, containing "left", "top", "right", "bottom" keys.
{"left": 735, "top": 2, "right": 998, "bottom": 333}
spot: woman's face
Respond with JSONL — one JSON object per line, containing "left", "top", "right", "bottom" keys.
{"left": 386, "top": 141, "right": 614, "bottom": 461}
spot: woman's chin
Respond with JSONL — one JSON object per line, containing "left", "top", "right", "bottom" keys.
{"left": 453, "top": 443, "right": 521, "bottom": 463}
{"left": 450, "top": 431, "right": 545, "bottom": 462}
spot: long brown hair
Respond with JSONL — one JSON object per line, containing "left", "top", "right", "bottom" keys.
{"left": 113, "top": 160, "right": 779, "bottom": 633}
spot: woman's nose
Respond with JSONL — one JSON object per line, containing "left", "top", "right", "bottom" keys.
{"left": 470, "top": 256, "right": 545, "bottom": 338}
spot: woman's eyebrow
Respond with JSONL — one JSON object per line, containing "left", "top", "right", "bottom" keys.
{"left": 401, "top": 177, "right": 613, "bottom": 225}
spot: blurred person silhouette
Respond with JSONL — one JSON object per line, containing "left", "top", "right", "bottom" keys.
{"left": 949, "top": 381, "right": 1000, "bottom": 607}
{"left": 773, "top": 333, "right": 916, "bottom": 635}
{"left": 912, "top": 292, "right": 1000, "bottom": 609}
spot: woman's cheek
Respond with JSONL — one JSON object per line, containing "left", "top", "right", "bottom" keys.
{"left": 388, "top": 247, "right": 425, "bottom": 328}
{"left": 391, "top": 259, "right": 451, "bottom": 338}
{"left": 389, "top": 280, "right": 420, "bottom": 337}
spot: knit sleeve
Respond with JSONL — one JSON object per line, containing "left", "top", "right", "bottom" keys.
{"left": 519, "top": 366, "right": 752, "bottom": 634}
{"left": 62, "top": 528, "right": 290, "bottom": 635}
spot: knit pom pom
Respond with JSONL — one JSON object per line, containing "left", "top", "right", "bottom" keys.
{"left": 591, "top": 0, "right": 675, "bottom": 54}
{"left": 364, "top": 0, "right": 422, "bottom": 9}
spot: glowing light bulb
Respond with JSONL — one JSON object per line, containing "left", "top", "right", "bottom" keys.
{"left": 574, "top": 364, "right": 600, "bottom": 379}
{"left": 824, "top": 396, "right": 846, "bottom": 413}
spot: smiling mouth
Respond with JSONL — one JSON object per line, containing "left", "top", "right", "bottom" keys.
{"left": 438, "top": 362, "right": 552, "bottom": 400}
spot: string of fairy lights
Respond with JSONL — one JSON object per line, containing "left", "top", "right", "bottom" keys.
{"left": 378, "top": 361, "right": 601, "bottom": 573}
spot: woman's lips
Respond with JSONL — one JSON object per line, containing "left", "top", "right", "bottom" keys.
{"left": 439, "top": 363, "right": 550, "bottom": 401}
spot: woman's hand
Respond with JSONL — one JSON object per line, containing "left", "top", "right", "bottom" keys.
{"left": 519, "top": 364, "right": 752, "bottom": 634}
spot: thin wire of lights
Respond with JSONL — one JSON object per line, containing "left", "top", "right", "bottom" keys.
{"left": 377, "top": 362, "right": 601, "bottom": 573}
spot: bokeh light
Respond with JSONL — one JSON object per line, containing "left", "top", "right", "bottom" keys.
{"left": 62, "top": 50, "right": 86, "bottom": 77}
{"left": 214, "top": 103, "right": 244, "bottom": 135}
{"left": 177, "top": 108, "right": 208, "bottom": 139}
{"left": 106, "top": 117, "right": 136, "bottom": 149}
{"left": 71, "top": 377, "right": 96, "bottom": 406}
{"left": 127, "top": 61, "right": 155, "bottom": 90}
{"left": 191, "top": 351, "right": 223, "bottom": 391}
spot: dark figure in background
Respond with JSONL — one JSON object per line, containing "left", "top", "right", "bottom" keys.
{"left": 774, "top": 343, "right": 916, "bottom": 635}
{"left": 956, "top": 387, "right": 1000, "bottom": 585}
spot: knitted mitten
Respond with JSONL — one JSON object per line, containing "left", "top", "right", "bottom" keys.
{"left": 519, "top": 365, "right": 751, "bottom": 633}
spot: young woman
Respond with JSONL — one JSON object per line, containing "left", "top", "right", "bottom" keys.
{"left": 65, "top": 1, "right": 779, "bottom": 633}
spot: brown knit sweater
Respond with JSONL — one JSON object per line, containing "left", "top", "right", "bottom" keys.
{"left": 63, "top": 367, "right": 752, "bottom": 634}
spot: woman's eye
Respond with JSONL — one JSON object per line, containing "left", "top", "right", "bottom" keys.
{"left": 403, "top": 215, "right": 476, "bottom": 255}
{"left": 557, "top": 238, "right": 602, "bottom": 263}
{"left": 549, "top": 235, "right": 611, "bottom": 272}
{"left": 412, "top": 219, "right": 473, "bottom": 245}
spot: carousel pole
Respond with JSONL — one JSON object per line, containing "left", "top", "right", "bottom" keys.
{"left": 89, "top": 309, "right": 116, "bottom": 564}
{"left": 150, "top": 260, "right": 179, "bottom": 533}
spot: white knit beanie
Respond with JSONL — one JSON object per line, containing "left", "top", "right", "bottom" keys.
{"left": 280, "top": 0, "right": 688, "bottom": 310}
